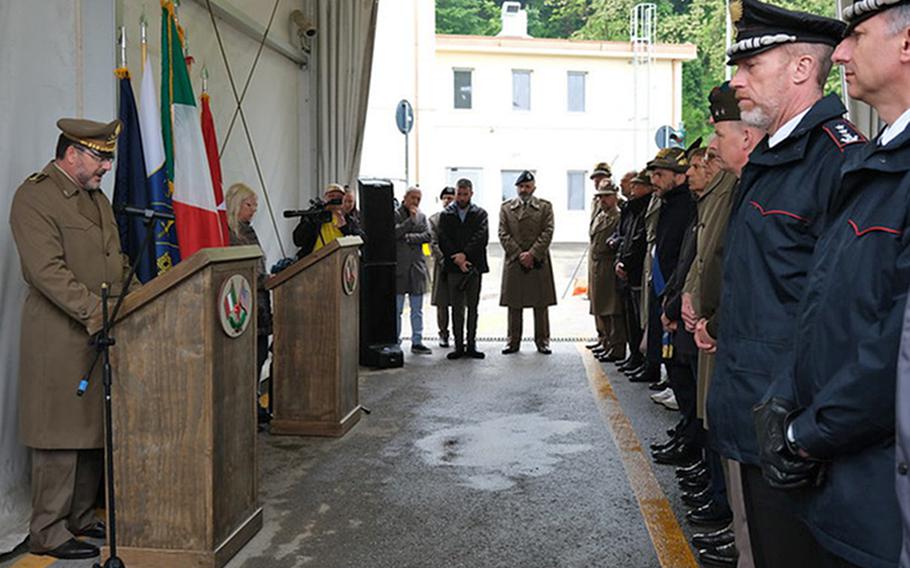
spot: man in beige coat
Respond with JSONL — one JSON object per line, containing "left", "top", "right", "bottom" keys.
{"left": 9, "top": 118, "right": 132, "bottom": 560}
{"left": 588, "top": 181, "right": 625, "bottom": 361}
{"left": 499, "top": 170, "right": 557, "bottom": 354}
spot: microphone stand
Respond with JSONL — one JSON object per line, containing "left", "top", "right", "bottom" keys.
{"left": 77, "top": 213, "right": 160, "bottom": 568}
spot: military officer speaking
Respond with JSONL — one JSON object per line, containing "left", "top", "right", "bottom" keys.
{"left": 499, "top": 170, "right": 557, "bottom": 355}
{"left": 9, "top": 118, "right": 133, "bottom": 559}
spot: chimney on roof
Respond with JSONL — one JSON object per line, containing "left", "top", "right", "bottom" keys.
{"left": 498, "top": 2, "right": 529, "bottom": 38}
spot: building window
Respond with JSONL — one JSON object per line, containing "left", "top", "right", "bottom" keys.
{"left": 568, "top": 71, "right": 586, "bottom": 112}
{"left": 453, "top": 69, "right": 472, "bottom": 109}
{"left": 567, "top": 171, "right": 585, "bottom": 211}
{"left": 512, "top": 70, "right": 531, "bottom": 111}
{"left": 500, "top": 170, "right": 524, "bottom": 202}
{"left": 447, "top": 167, "right": 483, "bottom": 202}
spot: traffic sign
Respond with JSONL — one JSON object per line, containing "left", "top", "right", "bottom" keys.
{"left": 396, "top": 99, "right": 414, "bottom": 135}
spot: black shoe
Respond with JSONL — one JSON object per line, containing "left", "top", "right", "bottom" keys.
{"left": 677, "top": 464, "right": 708, "bottom": 481}
{"left": 74, "top": 521, "right": 105, "bottom": 540}
{"left": 675, "top": 461, "right": 705, "bottom": 477}
{"left": 681, "top": 485, "right": 713, "bottom": 508}
{"left": 438, "top": 336, "right": 450, "bottom": 348}
{"left": 698, "top": 542, "right": 738, "bottom": 567}
{"left": 687, "top": 501, "right": 733, "bottom": 527}
{"left": 40, "top": 538, "right": 100, "bottom": 560}
{"left": 623, "top": 363, "right": 646, "bottom": 376}
{"left": 466, "top": 348, "right": 485, "bottom": 359}
{"left": 679, "top": 472, "right": 710, "bottom": 492}
{"left": 692, "top": 527, "right": 735, "bottom": 550}
{"left": 537, "top": 346, "right": 552, "bottom": 355}
{"left": 629, "top": 369, "right": 659, "bottom": 383}
{"left": 648, "top": 436, "right": 678, "bottom": 452}
{"left": 601, "top": 352, "right": 624, "bottom": 362}
{"left": 447, "top": 349, "right": 465, "bottom": 360}
{"left": 653, "top": 442, "right": 700, "bottom": 466}
{"left": 649, "top": 379, "right": 670, "bottom": 391}
{"left": 616, "top": 356, "right": 634, "bottom": 368}
{"left": 502, "top": 345, "right": 519, "bottom": 354}
{"left": 585, "top": 341, "right": 602, "bottom": 349}
{"left": 411, "top": 344, "right": 432, "bottom": 355}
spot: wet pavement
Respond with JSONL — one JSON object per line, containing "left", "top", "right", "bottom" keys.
{"left": 2, "top": 245, "right": 706, "bottom": 568}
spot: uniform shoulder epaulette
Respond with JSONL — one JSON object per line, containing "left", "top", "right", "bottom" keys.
{"left": 821, "top": 118, "right": 867, "bottom": 151}
{"left": 25, "top": 172, "right": 47, "bottom": 183}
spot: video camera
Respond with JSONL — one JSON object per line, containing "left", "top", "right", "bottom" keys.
{"left": 282, "top": 197, "right": 343, "bottom": 225}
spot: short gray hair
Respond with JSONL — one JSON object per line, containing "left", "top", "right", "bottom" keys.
{"left": 887, "top": 5, "right": 910, "bottom": 34}
{"left": 782, "top": 42, "right": 835, "bottom": 89}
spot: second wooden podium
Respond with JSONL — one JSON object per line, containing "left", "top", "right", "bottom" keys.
{"left": 267, "top": 236, "right": 364, "bottom": 437}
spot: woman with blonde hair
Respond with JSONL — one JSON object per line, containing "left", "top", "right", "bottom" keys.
{"left": 226, "top": 182, "right": 273, "bottom": 424}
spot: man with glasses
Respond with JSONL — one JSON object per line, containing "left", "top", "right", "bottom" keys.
{"left": 9, "top": 118, "right": 132, "bottom": 560}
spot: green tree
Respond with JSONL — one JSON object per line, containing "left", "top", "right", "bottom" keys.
{"left": 436, "top": 0, "right": 501, "bottom": 35}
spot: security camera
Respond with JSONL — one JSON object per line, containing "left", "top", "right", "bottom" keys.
{"left": 290, "top": 10, "right": 317, "bottom": 40}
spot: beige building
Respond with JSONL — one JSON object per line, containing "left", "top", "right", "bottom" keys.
{"left": 360, "top": 1, "right": 696, "bottom": 242}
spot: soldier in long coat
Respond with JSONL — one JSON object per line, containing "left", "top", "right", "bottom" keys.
{"left": 9, "top": 119, "right": 131, "bottom": 559}
{"left": 429, "top": 187, "right": 456, "bottom": 347}
{"left": 588, "top": 182, "right": 625, "bottom": 361}
{"left": 585, "top": 162, "right": 612, "bottom": 350}
{"left": 499, "top": 170, "right": 557, "bottom": 354}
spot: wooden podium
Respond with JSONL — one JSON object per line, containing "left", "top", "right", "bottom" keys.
{"left": 104, "top": 247, "right": 263, "bottom": 567}
{"left": 267, "top": 236, "right": 363, "bottom": 437}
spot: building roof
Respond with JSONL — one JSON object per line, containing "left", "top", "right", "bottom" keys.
{"left": 436, "top": 34, "right": 697, "bottom": 61}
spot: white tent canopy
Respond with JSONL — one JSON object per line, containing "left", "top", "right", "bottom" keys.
{"left": 0, "top": 0, "right": 377, "bottom": 551}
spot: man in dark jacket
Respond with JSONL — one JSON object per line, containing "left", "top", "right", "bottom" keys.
{"left": 705, "top": 2, "right": 865, "bottom": 566}
{"left": 637, "top": 148, "right": 696, "bottom": 390}
{"left": 615, "top": 172, "right": 652, "bottom": 376}
{"left": 438, "top": 178, "right": 489, "bottom": 360}
{"left": 756, "top": 3, "right": 910, "bottom": 566}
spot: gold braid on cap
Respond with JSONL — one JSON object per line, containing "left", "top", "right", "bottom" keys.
{"left": 63, "top": 122, "right": 121, "bottom": 153}
{"left": 730, "top": 0, "right": 743, "bottom": 23}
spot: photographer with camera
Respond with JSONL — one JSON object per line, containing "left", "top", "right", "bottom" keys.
{"left": 291, "top": 183, "right": 363, "bottom": 258}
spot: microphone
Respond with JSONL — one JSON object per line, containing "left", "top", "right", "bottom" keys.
{"left": 115, "top": 204, "right": 176, "bottom": 221}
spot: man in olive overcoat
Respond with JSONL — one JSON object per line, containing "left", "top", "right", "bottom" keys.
{"left": 588, "top": 181, "right": 625, "bottom": 361}
{"left": 10, "top": 118, "right": 132, "bottom": 559}
{"left": 499, "top": 170, "right": 557, "bottom": 354}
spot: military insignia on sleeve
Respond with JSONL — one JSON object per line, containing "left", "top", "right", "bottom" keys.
{"left": 823, "top": 120, "right": 867, "bottom": 151}
{"left": 25, "top": 172, "right": 47, "bottom": 183}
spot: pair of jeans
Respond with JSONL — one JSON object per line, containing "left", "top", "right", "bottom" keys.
{"left": 396, "top": 293, "right": 424, "bottom": 345}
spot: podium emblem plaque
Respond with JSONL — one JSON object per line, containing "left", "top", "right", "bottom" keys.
{"left": 219, "top": 274, "right": 253, "bottom": 337}
{"left": 342, "top": 254, "right": 358, "bottom": 296}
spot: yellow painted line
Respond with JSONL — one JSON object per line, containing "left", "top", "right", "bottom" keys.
{"left": 10, "top": 554, "right": 55, "bottom": 568}
{"left": 578, "top": 344, "right": 698, "bottom": 568}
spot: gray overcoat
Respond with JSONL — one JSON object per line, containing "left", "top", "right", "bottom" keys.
{"left": 394, "top": 205, "right": 431, "bottom": 295}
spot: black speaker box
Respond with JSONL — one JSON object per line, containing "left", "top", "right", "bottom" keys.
{"left": 357, "top": 182, "right": 402, "bottom": 367}
{"left": 358, "top": 178, "right": 396, "bottom": 265}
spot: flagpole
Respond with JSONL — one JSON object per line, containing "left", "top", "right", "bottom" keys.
{"left": 140, "top": 13, "right": 147, "bottom": 73}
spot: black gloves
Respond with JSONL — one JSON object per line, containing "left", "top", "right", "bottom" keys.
{"left": 752, "top": 398, "right": 825, "bottom": 490}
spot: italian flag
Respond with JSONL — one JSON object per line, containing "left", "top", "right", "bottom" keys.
{"left": 161, "top": 1, "right": 225, "bottom": 258}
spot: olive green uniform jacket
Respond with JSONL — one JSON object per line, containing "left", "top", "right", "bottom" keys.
{"left": 588, "top": 205, "right": 623, "bottom": 315}
{"left": 498, "top": 196, "right": 557, "bottom": 308}
{"left": 681, "top": 170, "right": 737, "bottom": 420}
{"left": 10, "top": 162, "right": 132, "bottom": 449}
{"left": 639, "top": 193, "right": 662, "bottom": 330}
